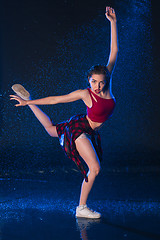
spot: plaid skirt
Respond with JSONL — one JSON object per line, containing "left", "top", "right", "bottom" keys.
{"left": 56, "top": 114, "right": 103, "bottom": 182}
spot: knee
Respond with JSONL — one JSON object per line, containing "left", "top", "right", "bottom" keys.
{"left": 95, "top": 166, "right": 101, "bottom": 176}
{"left": 90, "top": 165, "right": 101, "bottom": 177}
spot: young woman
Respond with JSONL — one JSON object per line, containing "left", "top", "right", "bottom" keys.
{"left": 10, "top": 6, "right": 118, "bottom": 219}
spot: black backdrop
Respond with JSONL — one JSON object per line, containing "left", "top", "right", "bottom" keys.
{"left": 0, "top": 0, "right": 160, "bottom": 175}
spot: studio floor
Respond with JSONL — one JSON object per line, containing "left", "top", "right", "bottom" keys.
{"left": 0, "top": 169, "right": 160, "bottom": 240}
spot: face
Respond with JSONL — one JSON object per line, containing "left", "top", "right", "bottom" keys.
{"left": 89, "top": 74, "right": 106, "bottom": 94}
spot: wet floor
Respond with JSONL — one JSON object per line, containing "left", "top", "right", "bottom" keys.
{"left": 0, "top": 169, "right": 160, "bottom": 240}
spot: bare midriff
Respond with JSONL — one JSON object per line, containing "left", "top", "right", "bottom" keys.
{"left": 86, "top": 115, "right": 104, "bottom": 131}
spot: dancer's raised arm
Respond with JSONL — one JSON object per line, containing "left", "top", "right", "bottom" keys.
{"left": 105, "top": 6, "right": 118, "bottom": 74}
{"left": 10, "top": 89, "right": 86, "bottom": 107}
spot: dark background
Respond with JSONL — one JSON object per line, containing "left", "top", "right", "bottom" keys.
{"left": 0, "top": 0, "right": 160, "bottom": 177}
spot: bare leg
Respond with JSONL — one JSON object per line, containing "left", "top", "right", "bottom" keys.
{"left": 75, "top": 137, "right": 100, "bottom": 205}
{"left": 79, "top": 171, "right": 98, "bottom": 205}
{"left": 28, "top": 104, "right": 58, "bottom": 137}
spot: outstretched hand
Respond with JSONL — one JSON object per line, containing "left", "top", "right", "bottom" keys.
{"left": 10, "top": 95, "right": 28, "bottom": 107}
{"left": 105, "top": 6, "right": 116, "bottom": 22}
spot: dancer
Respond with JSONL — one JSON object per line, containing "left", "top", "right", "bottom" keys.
{"left": 10, "top": 6, "right": 118, "bottom": 219}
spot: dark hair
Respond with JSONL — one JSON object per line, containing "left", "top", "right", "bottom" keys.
{"left": 87, "top": 65, "right": 111, "bottom": 89}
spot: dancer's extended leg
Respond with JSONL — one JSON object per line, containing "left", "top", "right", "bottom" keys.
{"left": 11, "top": 84, "right": 58, "bottom": 137}
{"left": 28, "top": 104, "right": 58, "bottom": 137}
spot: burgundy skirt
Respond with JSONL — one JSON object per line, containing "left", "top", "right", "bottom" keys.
{"left": 56, "top": 114, "right": 102, "bottom": 182}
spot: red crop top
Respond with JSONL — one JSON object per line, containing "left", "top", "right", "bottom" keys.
{"left": 86, "top": 88, "right": 116, "bottom": 123}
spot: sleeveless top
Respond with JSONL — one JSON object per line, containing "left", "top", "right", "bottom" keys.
{"left": 86, "top": 88, "right": 116, "bottom": 123}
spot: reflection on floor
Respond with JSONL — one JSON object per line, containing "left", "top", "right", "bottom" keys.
{"left": 0, "top": 170, "right": 160, "bottom": 240}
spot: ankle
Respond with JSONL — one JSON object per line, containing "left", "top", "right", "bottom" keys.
{"left": 77, "top": 204, "right": 87, "bottom": 210}
{"left": 79, "top": 202, "right": 87, "bottom": 206}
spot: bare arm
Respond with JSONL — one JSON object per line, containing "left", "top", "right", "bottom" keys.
{"left": 105, "top": 6, "right": 118, "bottom": 74}
{"left": 10, "top": 89, "right": 85, "bottom": 107}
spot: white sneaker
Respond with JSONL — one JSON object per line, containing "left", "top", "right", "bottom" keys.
{"left": 11, "top": 84, "right": 30, "bottom": 100}
{"left": 76, "top": 205, "right": 101, "bottom": 219}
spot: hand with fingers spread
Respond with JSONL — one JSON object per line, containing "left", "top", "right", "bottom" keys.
{"left": 105, "top": 6, "right": 116, "bottom": 22}
{"left": 10, "top": 95, "right": 28, "bottom": 107}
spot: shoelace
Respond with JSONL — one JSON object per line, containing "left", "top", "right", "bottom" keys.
{"left": 79, "top": 205, "right": 97, "bottom": 213}
{"left": 86, "top": 206, "right": 96, "bottom": 213}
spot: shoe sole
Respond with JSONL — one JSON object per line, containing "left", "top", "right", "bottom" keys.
{"left": 75, "top": 214, "right": 101, "bottom": 219}
{"left": 12, "top": 84, "right": 30, "bottom": 100}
